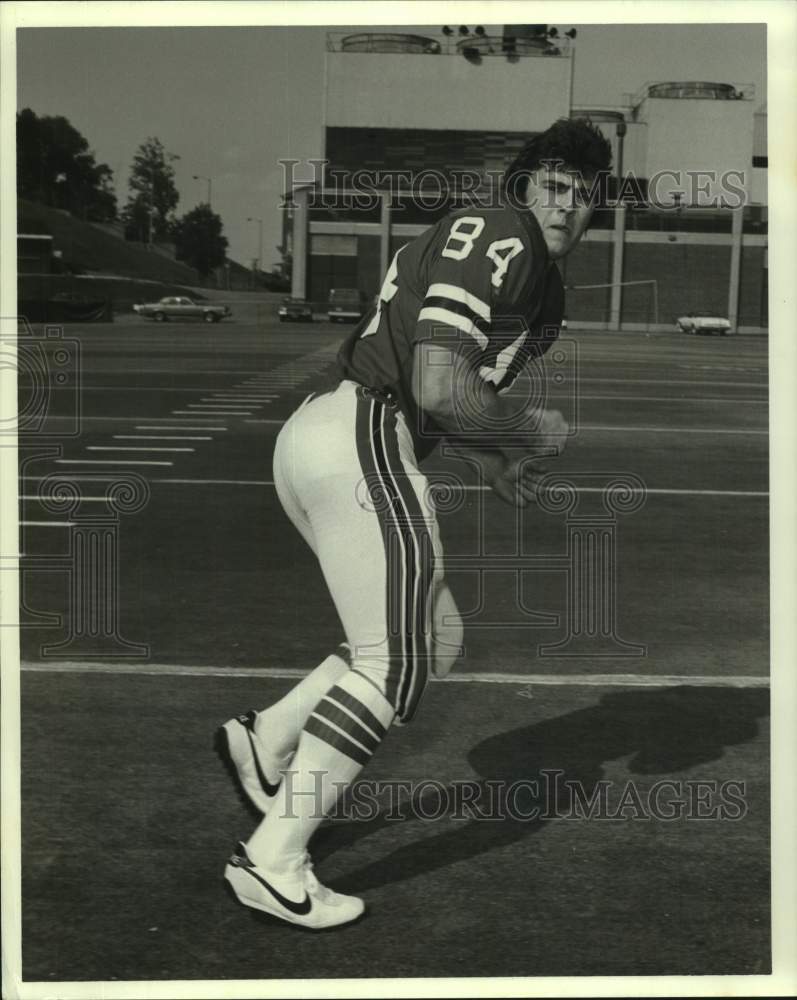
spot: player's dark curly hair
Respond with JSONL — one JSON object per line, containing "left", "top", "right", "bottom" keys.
{"left": 503, "top": 118, "right": 613, "bottom": 202}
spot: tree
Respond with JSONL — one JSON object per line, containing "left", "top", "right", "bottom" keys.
{"left": 16, "top": 108, "right": 117, "bottom": 221}
{"left": 173, "top": 204, "right": 228, "bottom": 277}
{"left": 122, "top": 137, "right": 180, "bottom": 243}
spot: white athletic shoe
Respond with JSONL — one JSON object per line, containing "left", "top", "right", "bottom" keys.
{"left": 214, "top": 711, "right": 289, "bottom": 816}
{"left": 224, "top": 842, "right": 365, "bottom": 930}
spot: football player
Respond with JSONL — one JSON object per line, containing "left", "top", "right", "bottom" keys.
{"left": 218, "top": 118, "right": 612, "bottom": 929}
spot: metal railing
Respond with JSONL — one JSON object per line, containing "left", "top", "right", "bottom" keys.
{"left": 625, "top": 80, "right": 755, "bottom": 107}
{"left": 326, "top": 31, "right": 570, "bottom": 58}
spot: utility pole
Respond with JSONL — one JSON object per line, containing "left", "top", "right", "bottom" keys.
{"left": 247, "top": 216, "right": 264, "bottom": 276}
{"left": 147, "top": 164, "right": 155, "bottom": 250}
{"left": 193, "top": 173, "right": 212, "bottom": 207}
{"left": 609, "top": 120, "right": 627, "bottom": 330}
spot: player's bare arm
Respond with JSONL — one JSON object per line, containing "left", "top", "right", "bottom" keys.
{"left": 411, "top": 336, "right": 568, "bottom": 507}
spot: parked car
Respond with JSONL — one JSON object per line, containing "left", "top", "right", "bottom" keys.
{"left": 278, "top": 298, "right": 314, "bottom": 322}
{"left": 675, "top": 311, "right": 731, "bottom": 336}
{"left": 133, "top": 296, "right": 231, "bottom": 323}
{"left": 327, "top": 288, "right": 367, "bottom": 323}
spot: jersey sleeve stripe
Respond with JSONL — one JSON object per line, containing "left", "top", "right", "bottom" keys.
{"left": 422, "top": 295, "right": 491, "bottom": 332}
{"left": 417, "top": 306, "right": 489, "bottom": 349}
{"left": 425, "top": 283, "right": 491, "bottom": 322}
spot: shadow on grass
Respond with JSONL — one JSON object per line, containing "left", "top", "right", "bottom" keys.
{"left": 316, "top": 685, "right": 769, "bottom": 892}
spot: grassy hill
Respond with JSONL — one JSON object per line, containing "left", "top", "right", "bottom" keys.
{"left": 18, "top": 199, "right": 203, "bottom": 285}
{"left": 17, "top": 200, "right": 285, "bottom": 317}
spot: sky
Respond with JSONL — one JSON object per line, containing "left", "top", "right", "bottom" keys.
{"left": 16, "top": 21, "right": 767, "bottom": 269}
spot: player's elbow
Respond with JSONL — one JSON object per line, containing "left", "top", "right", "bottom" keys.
{"left": 411, "top": 342, "right": 455, "bottom": 420}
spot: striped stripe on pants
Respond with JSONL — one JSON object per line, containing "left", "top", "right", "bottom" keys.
{"left": 354, "top": 389, "right": 435, "bottom": 724}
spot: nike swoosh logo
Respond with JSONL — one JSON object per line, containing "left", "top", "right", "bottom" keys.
{"left": 242, "top": 863, "right": 312, "bottom": 916}
{"left": 244, "top": 726, "right": 281, "bottom": 797}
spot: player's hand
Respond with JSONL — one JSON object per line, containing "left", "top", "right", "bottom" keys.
{"left": 488, "top": 456, "right": 547, "bottom": 507}
{"left": 525, "top": 407, "right": 569, "bottom": 460}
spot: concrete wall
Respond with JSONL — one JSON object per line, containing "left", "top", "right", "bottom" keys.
{"left": 326, "top": 51, "right": 571, "bottom": 132}
{"left": 637, "top": 98, "right": 756, "bottom": 206}
{"left": 738, "top": 246, "right": 768, "bottom": 328}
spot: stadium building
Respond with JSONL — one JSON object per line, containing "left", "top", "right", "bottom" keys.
{"left": 287, "top": 26, "right": 767, "bottom": 332}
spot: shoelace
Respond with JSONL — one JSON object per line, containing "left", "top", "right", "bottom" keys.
{"left": 300, "top": 852, "right": 335, "bottom": 903}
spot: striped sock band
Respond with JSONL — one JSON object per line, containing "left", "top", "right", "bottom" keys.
{"left": 304, "top": 675, "right": 393, "bottom": 767}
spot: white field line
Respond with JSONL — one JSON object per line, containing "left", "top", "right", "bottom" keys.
{"left": 151, "top": 478, "right": 275, "bottom": 486}
{"left": 29, "top": 416, "right": 225, "bottom": 424}
{"left": 547, "top": 394, "right": 767, "bottom": 404}
{"left": 54, "top": 459, "right": 173, "bottom": 467}
{"left": 20, "top": 496, "right": 115, "bottom": 502}
{"left": 135, "top": 425, "right": 227, "bottom": 431}
{"left": 186, "top": 403, "right": 258, "bottom": 409}
{"left": 17, "top": 475, "right": 768, "bottom": 497}
{"left": 580, "top": 377, "right": 767, "bottom": 388}
{"left": 86, "top": 446, "right": 195, "bottom": 453}
{"left": 171, "top": 410, "right": 251, "bottom": 416}
{"left": 579, "top": 424, "right": 767, "bottom": 435}
{"left": 19, "top": 522, "right": 76, "bottom": 528}
{"left": 18, "top": 660, "right": 768, "bottom": 688}
{"left": 142, "top": 479, "right": 764, "bottom": 497}
{"left": 114, "top": 435, "right": 212, "bottom": 441}
{"left": 63, "top": 386, "right": 261, "bottom": 393}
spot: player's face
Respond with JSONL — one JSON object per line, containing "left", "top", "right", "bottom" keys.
{"left": 523, "top": 170, "right": 594, "bottom": 260}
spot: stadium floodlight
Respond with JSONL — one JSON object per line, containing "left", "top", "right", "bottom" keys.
{"left": 459, "top": 25, "right": 469, "bottom": 36}
{"left": 548, "top": 27, "right": 559, "bottom": 38}
{"left": 474, "top": 25, "right": 486, "bottom": 36}
{"left": 442, "top": 25, "right": 453, "bottom": 35}
{"left": 565, "top": 28, "right": 577, "bottom": 39}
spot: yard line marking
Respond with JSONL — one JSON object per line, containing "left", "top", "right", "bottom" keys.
{"left": 152, "top": 478, "right": 273, "bottom": 486}
{"left": 548, "top": 394, "right": 768, "bottom": 404}
{"left": 580, "top": 424, "right": 766, "bottom": 435}
{"left": 204, "top": 396, "right": 276, "bottom": 401}
{"left": 114, "top": 435, "right": 212, "bottom": 441}
{"left": 244, "top": 419, "right": 285, "bottom": 425}
{"left": 54, "top": 459, "right": 174, "bottom": 467}
{"left": 86, "top": 446, "right": 195, "bottom": 453}
{"left": 19, "top": 521, "right": 76, "bottom": 528}
{"left": 20, "top": 496, "right": 114, "bottom": 502}
{"left": 27, "top": 415, "right": 223, "bottom": 424}
{"left": 580, "top": 377, "right": 767, "bottom": 389}
{"left": 135, "top": 425, "right": 227, "bottom": 431}
{"left": 142, "top": 478, "right": 768, "bottom": 497}
{"left": 186, "top": 403, "right": 256, "bottom": 409}
{"left": 18, "top": 660, "right": 769, "bottom": 688}
{"left": 171, "top": 410, "right": 251, "bottom": 416}
{"left": 53, "top": 369, "right": 340, "bottom": 376}
{"left": 456, "top": 486, "right": 770, "bottom": 498}
{"left": 63, "top": 385, "right": 256, "bottom": 393}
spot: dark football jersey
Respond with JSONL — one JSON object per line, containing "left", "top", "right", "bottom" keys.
{"left": 335, "top": 203, "right": 564, "bottom": 457}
